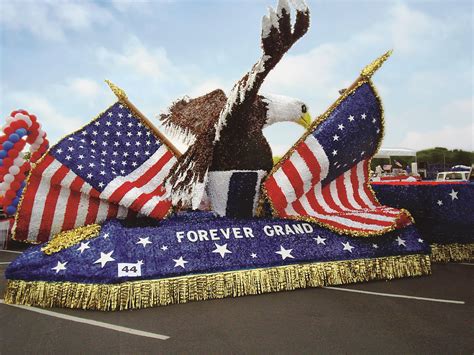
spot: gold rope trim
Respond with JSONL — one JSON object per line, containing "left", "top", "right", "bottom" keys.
{"left": 430, "top": 243, "right": 474, "bottom": 263}
{"left": 4, "top": 254, "right": 431, "bottom": 311}
{"left": 41, "top": 224, "right": 101, "bottom": 255}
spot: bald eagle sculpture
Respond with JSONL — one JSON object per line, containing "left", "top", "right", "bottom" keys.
{"left": 162, "top": 0, "right": 310, "bottom": 212}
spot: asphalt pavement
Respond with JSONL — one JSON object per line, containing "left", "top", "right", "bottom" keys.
{"left": 0, "top": 249, "right": 472, "bottom": 354}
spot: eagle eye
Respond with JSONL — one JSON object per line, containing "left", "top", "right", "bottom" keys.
{"left": 301, "top": 104, "right": 307, "bottom": 113}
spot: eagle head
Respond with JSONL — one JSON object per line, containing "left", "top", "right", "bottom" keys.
{"left": 261, "top": 94, "right": 311, "bottom": 129}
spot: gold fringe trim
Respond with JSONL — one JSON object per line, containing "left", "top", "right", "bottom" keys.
{"left": 4, "top": 254, "right": 431, "bottom": 311}
{"left": 41, "top": 224, "right": 101, "bottom": 255}
{"left": 430, "top": 243, "right": 474, "bottom": 263}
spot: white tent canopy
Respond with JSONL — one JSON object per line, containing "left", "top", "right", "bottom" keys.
{"left": 374, "top": 147, "right": 417, "bottom": 159}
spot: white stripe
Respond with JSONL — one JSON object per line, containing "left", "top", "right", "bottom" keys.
{"left": 313, "top": 184, "right": 336, "bottom": 213}
{"left": 27, "top": 160, "right": 63, "bottom": 240}
{"left": 74, "top": 193, "right": 90, "bottom": 228}
{"left": 345, "top": 211, "right": 396, "bottom": 222}
{"left": 311, "top": 211, "right": 384, "bottom": 231}
{"left": 304, "top": 135, "right": 329, "bottom": 181}
{"left": 273, "top": 169, "right": 297, "bottom": 205}
{"left": 329, "top": 180, "right": 349, "bottom": 211}
{"left": 139, "top": 196, "right": 167, "bottom": 216}
{"left": 100, "top": 146, "right": 169, "bottom": 200}
{"left": 117, "top": 205, "right": 128, "bottom": 219}
{"left": 95, "top": 199, "right": 110, "bottom": 224}
{"left": 323, "top": 287, "right": 465, "bottom": 305}
{"left": 49, "top": 171, "right": 76, "bottom": 236}
{"left": 356, "top": 161, "right": 376, "bottom": 209}
{"left": 289, "top": 151, "right": 313, "bottom": 194}
{"left": 117, "top": 154, "right": 174, "bottom": 208}
{"left": 343, "top": 169, "right": 362, "bottom": 209}
{"left": 0, "top": 299, "right": 170, "bottom": 340}
{"left": 295, "top": 193, "right": 312, "bottom": 215}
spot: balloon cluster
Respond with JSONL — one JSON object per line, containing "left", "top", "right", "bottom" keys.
{"left": 0, "top": 110, "right": 49, "bottom": 215}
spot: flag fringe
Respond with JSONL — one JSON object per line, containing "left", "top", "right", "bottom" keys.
{"left": 430, "top": 243, "right": 474, "bottom": 263}
{"left": 4, "top": 254, "right": 430, "bottom": 311}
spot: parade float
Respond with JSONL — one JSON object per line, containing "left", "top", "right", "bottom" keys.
{"left": 3, "top": 0, "right": 466, "bottom": 311}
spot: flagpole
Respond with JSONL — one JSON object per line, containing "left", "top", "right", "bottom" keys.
{"left": 105, "top": 80, "right": 182, "bottom": 158}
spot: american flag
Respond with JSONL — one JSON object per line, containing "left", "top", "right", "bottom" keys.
{"left": 13, "top": 102, "right": 177, "bottom": 243}
{"left": 264, "top": 81, "right": 412, "bottom": 236}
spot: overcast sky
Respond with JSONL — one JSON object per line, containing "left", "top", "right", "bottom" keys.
{"left": 0, "top": 0, "right": 472, "bottom": 155}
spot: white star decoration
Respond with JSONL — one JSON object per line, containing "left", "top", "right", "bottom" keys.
{"left": 275, "top": 245, "right": 294, "bottom": 260}
{"left": 313, "top": 235, "right": 326, "bottom": 245}
{"left": 348, "top": 115, "right": 354, "bottom": 122}
{"left": 212, "top": 243, "right": 232, "bottom": 258}
{"left": 77, "top": 241, "right": 90, "bottom": 254}
{"left": 437, "top": 200, "right": 443, "bottom": 206}
{"left": 342, "top": 242, "right": 354, "bottom": 252}
{"left": 94, "top": 251, "right": 115, "bottom": 268}
{"left": 449, "top": 189, "right": 458, "bottom": 200}
{"left": 161, "top": 245, "right": 168, "bottom": 251}
{"left": 251, "top": 253, "right": 258, "bottom": 258}
{"left": 136, "top": 237, "right": 152, "bottom": 247}
{"left": 52, "top": 261, "right": 67, "bottom": 273}
{"left": 396, "top": 236, "right": 406, "bottom": 247}
{"left": 173, "top": 256, "right": 188, "bottom": 268}
{"left": 372, "top": 243, "right": 378, "bottom": 249}
{"left": 102, "top": 233, "right": 109, "bottom": 239}
{"left": 418, "top": 238, "right": 424, "bottom": 243}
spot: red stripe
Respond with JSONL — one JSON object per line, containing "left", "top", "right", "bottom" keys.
{"left": 312, "top": 214, "right": 368, "bottom": 233}
{"left": 129, "top": 184, "right": 166, "bottom": 213}
{"left": 149, "top": 200, "right": 171, "bottom": 219}
{"left": 36, "top": 166, "right": 70, "bottom": 243}
{"left": 335, "top": 174, "right": 353, "bottom": 210}
{"left": 296, "top": 142, "right": 321, "bottom": 185}
{"left": 321, "top": 184, "right": 344, "bottom": 212}
{"left": 14, "top": 155, "right": 55, "bottom": 241}
{"left": 85, "top": 190, "right": 101, "bottom": 225}
{"left": 305, "top": 187, "right": 325, "bottom": 214}
{"left": 281, "top": 160, "right": 305, "bottom": 199}
{"left": 264, "top": 176, "right": 288, "bottom": 213}
{"left": 291, "top": 199, "right": 308, "bottom": 215}
{"left": 62, "top": 177, "right": 85, "bottom": 231}
{"left": 108, "top": 150, "right": 173, "bottom": 205}
{"left": 106, "top": 203, "right": 119, "bottom": 220}
{"left": 350, "top": 163, "right": 369, "bottom": 208}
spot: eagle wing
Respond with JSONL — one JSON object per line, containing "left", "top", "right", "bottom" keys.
{"left": 166, "top": 0, "right": 310, "bottom": 208}
{"left": 159, "top": 89, "right": 227, "bottom": 143}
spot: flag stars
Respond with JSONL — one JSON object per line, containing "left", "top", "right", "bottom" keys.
{"left": 342, "top": 241, "right": 354, "bottom": 252}
{"left": 333, "top": 134, "right": 340, "bottom": 141}
{"left": 117, "top": 121, "right": 122, "bottom": 127}
{"left": 87, "top": 173, "right": 93, "bottom": 179}
{"left": 52, "top": 261, "right": 68, "bottom": 273}
{"left": 372, "top": 118, "right": 376, "bottom": 123}
{"left": 160, "top": 245, "right": 168, "bottom": 251}
{"left": 127, "top": 132, "right": 132, "bottom": 137}
{"left": 89, "top": 162, "right": 95, "bottom": 168}
{"left": 275, "top": 245, "right": 294, "bottom": 260}
{"left": 437, "top": 200, "right": 443, "bottom": 206}
{"left": 65, "top": 155, "right": 72, "bottom": 161}
{"left": 361, "top": 113, "right": 366, "bottom": 119}
{"left": 118, "top": 113, "right": 123, "bottom": 118}
{"left": 332, "top": 150, "right": 338, "bottom": 156}
{"left": 173, "top": 256, "right": 188, "bottom": 268}
{"left": 56, "top": 148, "right": 63, "bottom": 154}
{"left": 94, "top": 251, "right": 115, "bottom": 268}
{"left": 92, "top": 130, "right": 98, "bottom": 136}
{"left": 212, "top": 243, "right": 232, "bottom": 258}
{"left": 314, "top": 235, "right": 326, "bottom": 245}
{"left": 348, "top": 115, "right": 354, "bottom": 122}
{"left": 107, "top": 112, "right": 113, "bottom": 117}
{"left": 396, "top": 236, "right": 406, "bottom": 247}
{"left": 338, "top": 124, "right": 345, "bottom": 130}
{"left": 77, "top": 241, "right": 91, "bottom": 253}
{"left": 128, "top": 114, "right": 132, "bottom": 118}
{"left": 106, "top": 121, "right": 112, "bottom": 126}
{"left": 98, "top": 182, "right": 105, "bottom": 188}
{"left": 67, "top": 146, "right": 74, "bottom": 152}
{"left": 77, "top": 164, "right": 84, "bottom": 170}
{"left": 137, "top": 237, "right": 152, "bottom": 248}
{"left": 449, "top": 189, "right": 458, "bottom": 200}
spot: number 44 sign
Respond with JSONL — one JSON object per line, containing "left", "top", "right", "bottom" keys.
{"left": 118, "top": 261, "right": 143, "bottom": 277}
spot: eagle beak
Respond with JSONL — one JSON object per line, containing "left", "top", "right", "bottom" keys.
{"left": 297, "top": 112, "right": 312, "bottom": 129}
